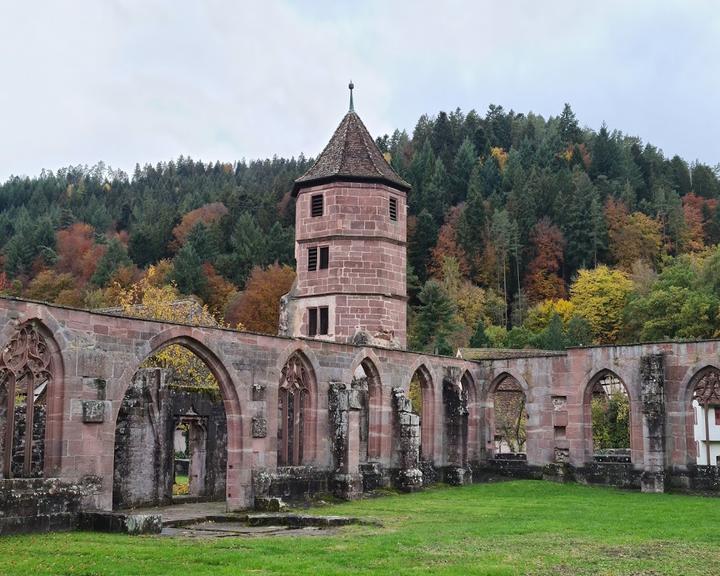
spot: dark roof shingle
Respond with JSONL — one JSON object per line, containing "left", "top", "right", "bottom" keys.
{"left": 293, "top": 111, "right": 411, "bottom": 195}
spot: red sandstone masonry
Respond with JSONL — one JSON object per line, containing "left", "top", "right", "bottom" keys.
{"left": 1, "top": 297, "right": 720, "bottom": 510}
{"left": 293, "top": 181, "right": 407, "bottom": 346}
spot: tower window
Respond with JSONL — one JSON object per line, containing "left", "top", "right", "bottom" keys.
{"left": 311, "top": 194, "right": 324, "bottom": 217}
{"left": 308, "top": 306, "right": 329, "bottom": 336}
{"left": 319, "top": 246, "right": 329, "bottom": 269}
{"left": 389, "top": 196, "right": 398, "bottom": 221}
{"left": 319, "top": 307, "right": 329, "bottom": 334}
{"left": 308, "top": 246, "right": 328, "bottom": 271}
{"left": 308, "top": 247, "right": 318, "bottom": 271}
{"left": 308, "top": 308, "right": 317, "bottom": 336}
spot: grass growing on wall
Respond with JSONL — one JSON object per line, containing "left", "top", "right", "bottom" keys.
{"left": 1, "top": 481, "right": 720, "bottom": 575}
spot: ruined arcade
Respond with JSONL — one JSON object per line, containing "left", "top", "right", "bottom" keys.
{"left": 2, "top": 95, "right": 720, "bottom": 534}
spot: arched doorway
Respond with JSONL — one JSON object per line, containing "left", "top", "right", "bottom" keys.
{"left": 584, "top": 370, "right": 632, "bottom": 463}
{"left": 352, "top": 358, "right": 383, "bottom": 463}
{"left": 0, "top": 321, "right": 62, "bottom": 479}
{"left": 689, "top": 366, "right": 720, "bottom": 466}
{"left": 112, "top": 339, "right": 230, "bottom": 509}
{"left": 277, "top": 351, "right": 317, "bottom": 467}
{"left": 488, "top": 374, "right": 528, "bottom": 458}
{"left": 408, "top": 365, "right": 435, "bottom": 462}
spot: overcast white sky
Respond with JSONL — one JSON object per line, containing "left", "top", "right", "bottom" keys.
{"left": 1, "top": 0, "right": 718, "bottom": 181}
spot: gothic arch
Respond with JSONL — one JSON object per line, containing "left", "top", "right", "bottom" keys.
{"left": 488, "top": 370, "right": 530, "bottom": 396}
{"left": 114, "top": 330, "right": 242, "bottom": 424}
{"left": 352, "top": 356, "right": 384, "bottom": 462}
{"left": 112, "top": 329, "right": 243, "bottom": 507}
{"left": 682, "top": 365, "right": 720, "bottom": 466}
{"left": 485, "top": 371, "right": 529, "bottom": 457}
{"left": 582, "top": 368, "right": 639, "bottom": 464}
{"left": 408, "top": 363, "right": 436, "bottom": 462}
{"left": 277, "top": 349, "right": 318, "bottom": 466}
{"left": 0, "top": 319, "right": 64, "bottom": 478}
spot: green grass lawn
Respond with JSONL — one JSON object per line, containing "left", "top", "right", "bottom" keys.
{"left": 2, "top": 481, "right": 720, "bottom": 575}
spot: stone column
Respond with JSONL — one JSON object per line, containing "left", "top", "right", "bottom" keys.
{"left": 640, "top": 353, "right": 666, "bottom": 493}
{"left": 442, "top": 367, "right": 472, "bottom": 486}
{"left": 392, "top": 387, "right": 423, "bottom": 491}
{"left": 328, "top": 382, "right": 363, "bottom": 499}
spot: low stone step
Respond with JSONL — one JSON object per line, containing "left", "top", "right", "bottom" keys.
{"left": 245, "top": 513, "right": 381, "bottom": 528}
{"left": 79, "top": 511, "right": 162, "bottom": 535}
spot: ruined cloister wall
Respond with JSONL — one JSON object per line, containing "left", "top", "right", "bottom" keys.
{"left": 1, "top": 297, "right": 720, "bottom": 517}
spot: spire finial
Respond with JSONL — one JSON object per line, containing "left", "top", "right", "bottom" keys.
{"left": 348, "top": 80, "right": 354, "bottom": 113}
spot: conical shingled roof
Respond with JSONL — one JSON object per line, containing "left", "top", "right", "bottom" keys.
{"left": 293, "top": 111, "right": 411, "bottom": 195}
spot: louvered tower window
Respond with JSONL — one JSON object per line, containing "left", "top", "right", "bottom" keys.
{"left": 311, "top": 194, "right": 324, "bottom": 217}
{"left": 389, "top": 196, "right": 398, "bottom": 221}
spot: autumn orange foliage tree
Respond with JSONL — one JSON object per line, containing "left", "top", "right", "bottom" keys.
{"left": 428, "top": 206, "right": 470, "bottom": 278}
{"left": 55, "top": 223, "right": 106, "bottom": 285}
{"left": 200, "top": 262, "right": 238, "bottom": 319}
{"left": 524, "top": 218, "right": 566, "bottom": 304}
{"left": 172, "top": 202, "right": 228, "bottom": 248}
{"left": 225, "top": 264, "right": 296, "bottom": 334}
{"left": 682, "top": 193, "right": 717, "bottom": 252}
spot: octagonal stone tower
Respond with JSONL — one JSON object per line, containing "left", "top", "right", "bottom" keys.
{"left": 280, "top": 89, "right": 410, "bottom": 348}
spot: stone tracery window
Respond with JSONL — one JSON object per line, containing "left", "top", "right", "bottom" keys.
{"left": 0, "top": 322, "right": 53, "bottom": 478}
{"left": 693, "top": 369, "right": 720, "bottom": 406}
{"left": 277, "top": 354, "right": 310, "bottom": 466}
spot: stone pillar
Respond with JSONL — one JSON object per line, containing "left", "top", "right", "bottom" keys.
{"left": 442, "top": 368, "right": 472, "bottom": 486}
{"left": 328, "top": 382, "right": 363, "bottom": 499}
{"left": 392, "top": 387, "right": 423, "bottom": 491}
{"left": 187, "top": 421, "right": 207, "bottom": 497}
{"left": 640, "top": 353, "right": 666, "bottom": 493}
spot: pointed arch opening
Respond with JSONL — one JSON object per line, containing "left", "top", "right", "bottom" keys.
{"left": 584, "top": 370, "right": 633, "bottom": 463}
{"left": 0, "top": 320, "right": 63, "bottom": 479}
{"left": 408, "top": 365, "right": 435, "bottom": 462}
{"left": 112, "top": 336, "right": 235, "bottom": 510}
{"left": 352, "top": 358, "right": 383, "bottom": 463}
{"left": 277, "top": 351, "right": 317, "bottom": 467}
{"left": 688, "top": 366, "right": 720, "bottom": 466}
{"left": 487, "top": 373, "right": 528, "bottom": 458}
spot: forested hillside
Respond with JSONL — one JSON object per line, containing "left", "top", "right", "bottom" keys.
{"left": 2, "top": 103, "right": 720, "bottom": 353}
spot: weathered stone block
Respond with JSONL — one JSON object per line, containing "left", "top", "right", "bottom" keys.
{"left": 554, "top": 447, "right": 569, "bottom": 463}
{"left": 78, "top": 512, "right": 162, "bottom": 535}
{"left": 254, "top": 496, "right": 287, "bottom": 512}
{"left": 252, "top": 382, "right": 266, "bottom": 401}
{"left": 252, "top": 416, "right": 268, "bottom": 438}
{"left": 82, "top": 400, "right": 106, "bottom": 423}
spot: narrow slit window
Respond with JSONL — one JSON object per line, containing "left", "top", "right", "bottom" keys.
{"left": 308, "top": 308, "right": 318, "bottom": 336}
{"left": 319, "top": 246, "right": 329, "bottom": 269}
{"left": 389, "top": 196, "right": 398, "bottom": 221}
{"left": 311, "top": 194, "right": 324, "bottom": 217}
{"left": 308, "top": 247, "right": 318, "bottom": 271}
{"left": 319, "top": 307, "right": 329, "bottom": 335}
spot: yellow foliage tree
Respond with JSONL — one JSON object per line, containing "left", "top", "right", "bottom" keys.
{"left": 439, "top": 256, "right": 504, "bottom": 343}
{"left": 606, "top": 199, "right": 663, "bottom": 271}
{"left": 569, "top": 266, "right": 634, "bottom": 344}
{"left": 116, "top": 265, "right": 221, "bottom": 388}
{"left": 525, "top": 299, "right": 576, "bottom": 333}
{"left": 490, "top": 147, "right": 508, "bottom": 172}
